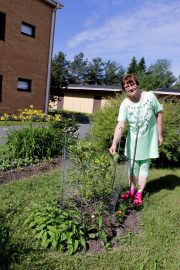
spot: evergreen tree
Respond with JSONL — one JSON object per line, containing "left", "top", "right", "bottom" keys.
{"left": 127, "top": 56, "right": 139, "bottom": 74}
{"left": 104, "top": 61, "right": 125, "bottom": 85}
{"left": 138, "top": 57, "right": 146, "bottom": 72}
{"left": 50, "top": 51, "right": 69, "bottom": 94}
{"left": 104, "top": 61, "right": 119, "bottom": 85}
{"left": 68, "top": 52, "right": 88, "bottom": 84}
{"left": 117, "top": 65, "right": 126, "bottom": 83}
{"left": 85, "top": 57, "right": 104, "bottom": 85}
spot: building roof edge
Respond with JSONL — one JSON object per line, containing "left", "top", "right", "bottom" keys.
{"left": 42, "top": 0, "right": 64, "bottom": 8}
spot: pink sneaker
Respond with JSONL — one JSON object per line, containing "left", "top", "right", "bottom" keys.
{"left": 120, "top": 189, "right": 136, "bottom": 200}
{"left": 134, "top": 191, "right": 143, "bottom": 205}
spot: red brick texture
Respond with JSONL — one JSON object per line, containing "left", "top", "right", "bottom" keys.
{"left": 0, "top": 0, "right": 54, "bottom": 114}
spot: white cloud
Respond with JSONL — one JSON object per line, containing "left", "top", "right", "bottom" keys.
{"left": 67, "top": 0, "right": 180, "bottom": 76}
{"left": 84, "top": 11, "right": 100, "bottom": 27}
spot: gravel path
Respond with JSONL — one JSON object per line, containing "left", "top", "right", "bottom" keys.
{"left": 0, "top": 126, "right": 24, "bottom": 145}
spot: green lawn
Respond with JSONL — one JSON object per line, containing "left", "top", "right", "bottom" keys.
{"left": 0, "top": 167, "right": 179, "bottom": 270}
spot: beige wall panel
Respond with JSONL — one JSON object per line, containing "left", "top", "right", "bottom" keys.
{"left": 101, "top": 98, "right": 109, "bottom": 108}
{"left": 63, "top": 92, "right": 94, "bottom": 113}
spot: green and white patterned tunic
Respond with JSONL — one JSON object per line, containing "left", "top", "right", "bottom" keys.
{"left": 118, "top": 91, "right": 163, "bottom": 160}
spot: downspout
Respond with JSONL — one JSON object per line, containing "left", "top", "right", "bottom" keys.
{"left": 44, "top": 2, "right": 63, "bottom": 114}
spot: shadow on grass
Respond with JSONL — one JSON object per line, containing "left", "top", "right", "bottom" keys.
{"left": 0, "top": 213, "right": 36, "bottom": 270}
{"left": 0, "top": 213, "right": 15, "bottom": 270}
{"left": 146, "top": 174, "right": 180, "bottom": 196}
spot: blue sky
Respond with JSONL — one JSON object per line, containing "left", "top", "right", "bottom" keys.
{"left": 54, "top": 0, "right": 180, "bottom": 77}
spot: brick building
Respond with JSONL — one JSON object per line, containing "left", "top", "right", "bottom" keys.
{"left": 0, "top": 0, "right": 63, "bottom": 114}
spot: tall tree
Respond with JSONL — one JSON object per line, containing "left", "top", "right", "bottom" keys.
{"left": 138, "top": 57, "right": 146, "bottom": 73}
{"left": 104, "top": 61, "right": 125, "bottom": 85}
{"left": 127, "top": 56, "right": 139, "bottom": 74}
{"left": 50, "top": 51, "right": 69, "bottom": 94}
{"left": 68, "top": 52, "right": 88, "bottom": 84}
{"left": 84, "top": 57, "right": 104, "bottom": 85}
{"left": 139, "top": 59, "right": 176, "bottom": 90}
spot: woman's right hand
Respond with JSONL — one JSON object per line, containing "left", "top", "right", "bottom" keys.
{"left": 109, "top": 145, "right": 116, "bottom": 156}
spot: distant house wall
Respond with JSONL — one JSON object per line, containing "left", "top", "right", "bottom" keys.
{"left": 52, "top": 87, "right": 180, "bottom": 114}
{"left": 0, "top": 0, "right": 56, "bottom": 114}
{"left": 55, "top": 89, "right": 118, "bottom": 113}
{"left": 63, "top": 90, "right": 94, "bottom": 114}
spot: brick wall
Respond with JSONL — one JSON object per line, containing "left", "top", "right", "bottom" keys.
{"left": 0, "top": 0, "right": 54, "bottom": 114}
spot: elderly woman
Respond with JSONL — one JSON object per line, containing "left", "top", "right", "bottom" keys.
{"left": 109, "top": 74, "right": 163, "bottom": 205}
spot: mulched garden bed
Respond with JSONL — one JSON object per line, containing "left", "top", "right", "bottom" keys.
{"left": 0, "top": 157, "right": 61, "bottom": 185}
{"left": 87, "top": 209, "right": 140, "bottom": 253}
{"left": 0, "top": 157, "right": 141, "bottom": 253}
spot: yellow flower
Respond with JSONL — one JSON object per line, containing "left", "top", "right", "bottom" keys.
{"left": 116, "top": 210, "right": 123, "bottom": 215}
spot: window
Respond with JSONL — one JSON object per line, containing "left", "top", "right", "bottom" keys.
{"left": 21, "top": 21, "right": 35, "bottom": 37}
{"left": 17, "top": 78, "right": 31, "bottom": 92}
{"left": 0, "top": 75, "right": 2, "bottom": 102}
{"left": 0, "top": 12, "right": 6, "bottom": 40}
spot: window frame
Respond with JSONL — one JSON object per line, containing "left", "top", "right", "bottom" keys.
{"left": 21, "top": 21, "right": 36, "bottom": 38}
{"left": 17, "top": 78, "right": 32, "bottom": 92}
{"left": 0, "top": 11, "right": 6, "bottom": 41}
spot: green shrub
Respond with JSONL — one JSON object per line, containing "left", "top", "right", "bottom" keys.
{"left": 90, "top": 95, "right": 180, "bottom": 167}
{"left": 155, "top": 100, "right": 180, "bottom": 166}
{"left": 49, "top": 116, "right": 78, "bottom": 131}
{"left": 90, "top": 94, "right": 126, "bottom": 153}
{"left": 69, "top": 140, "right": 117, "bottom": 200}
{"left": 6, "top": 126, "right": 58, "bottom": 160}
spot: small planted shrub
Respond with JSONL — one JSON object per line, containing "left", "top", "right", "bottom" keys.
{"left": 25, "top": 139, "right": 130, "bottom": 255}
{"left": 69, "top": 140, "right": 117, "bottom": 201}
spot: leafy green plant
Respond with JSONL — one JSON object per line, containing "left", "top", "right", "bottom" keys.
{"left": 5, "top": 126, "right": 57, "bottom": 160}
{"left": 90, "top": 94, "right": 126, "bottom": 154}
{"left": 154, "top": 100, "right": 180, "bottom": 166}
{"left": 4, "top": 118, "right": 78, "bottom": 161}
{"left": 24, "top": 204, "right": 108, "bottom": 255}
{"left": 0, "top": 157, "right": 38, "bottom": 171}
{"left": 69, "top": 140, "right": 117, "bottom": 200}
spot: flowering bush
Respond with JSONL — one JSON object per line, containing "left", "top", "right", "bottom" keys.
{"left": 0, "top": 105, "right": 61, "bottom": 122}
